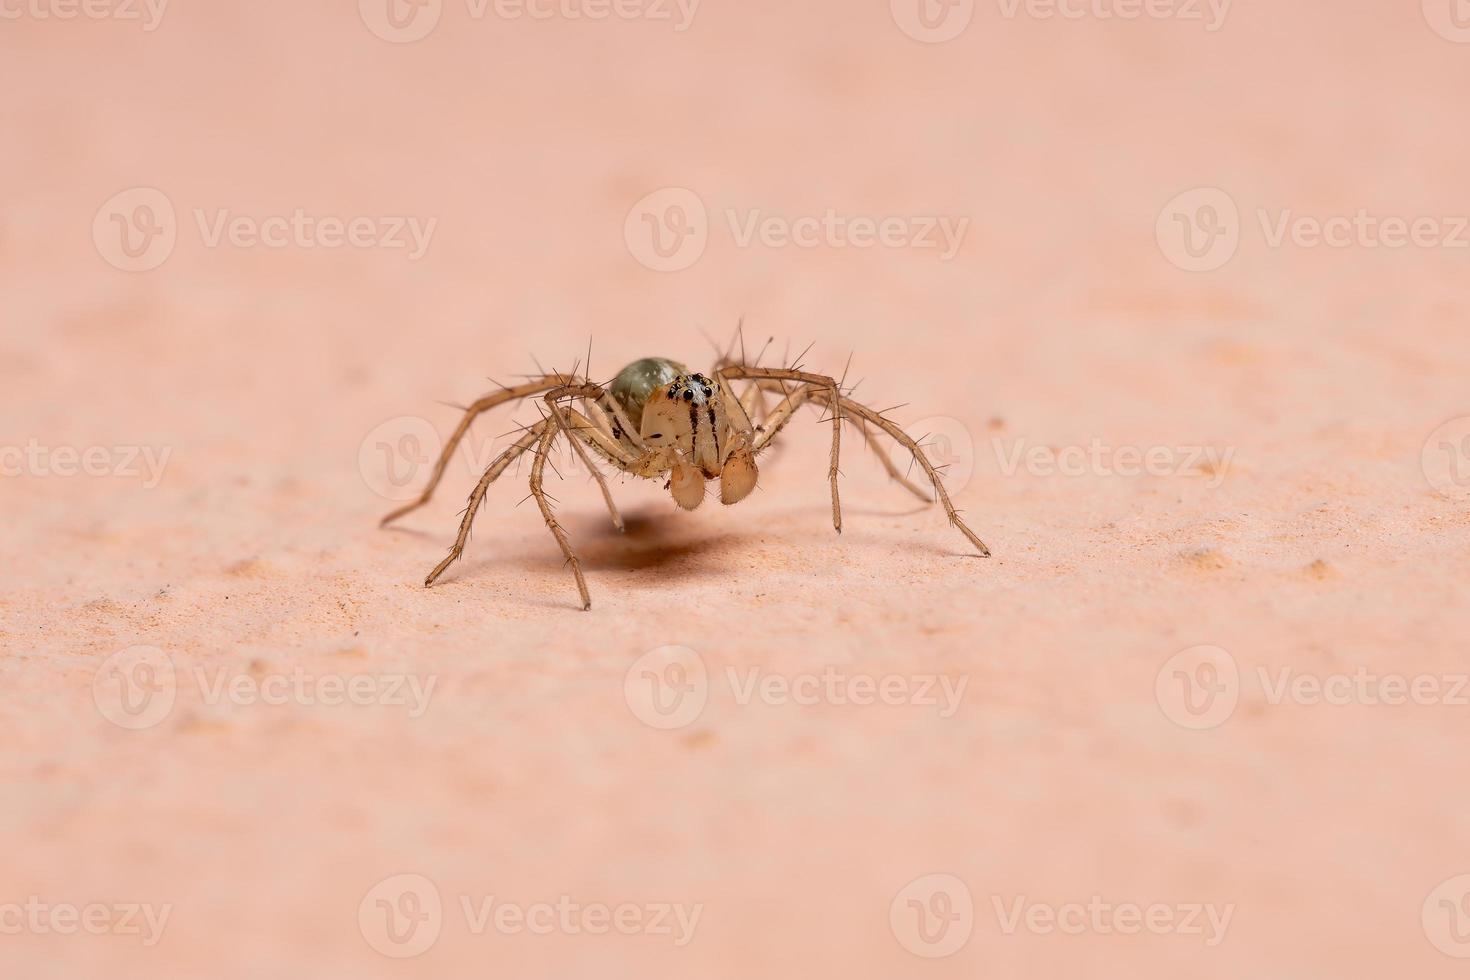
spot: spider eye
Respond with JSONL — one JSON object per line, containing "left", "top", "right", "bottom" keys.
{"left": 649, "top": 433, "right": 663, "bottom": 440}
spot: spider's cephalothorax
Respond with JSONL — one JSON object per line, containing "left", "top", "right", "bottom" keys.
{"left": 609, "top": 357, "right": 758, "bottom": 509}
{"left": 381, "top": 342, "right": 990, "bottom": 609}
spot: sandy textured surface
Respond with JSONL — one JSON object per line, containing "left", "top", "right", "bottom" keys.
{"left": 4, "top": 1, "right": 1470, "bottom": 976}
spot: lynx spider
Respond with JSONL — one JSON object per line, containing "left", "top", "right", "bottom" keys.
{"left": 380, "top": 335, "right": 990, "bottom": 609}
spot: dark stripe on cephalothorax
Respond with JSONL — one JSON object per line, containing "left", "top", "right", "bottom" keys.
{"left": 707, "top": 408, "right": 719, "bottom": 460}
{"left": 688, "top": 401, "right": 701, "bottom": 456}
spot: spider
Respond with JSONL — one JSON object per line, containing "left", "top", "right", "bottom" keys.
{"left": 380, "top": 343, "right": 990, "bottom": 609}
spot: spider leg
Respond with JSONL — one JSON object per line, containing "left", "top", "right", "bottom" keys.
{"left": 740, "top": 380, "right": 767, "bottom": 429}
{"left": 583, "top": 399, "right": 618, "bottom": 442}
{"left": 532, "top": 382, "right": 658, "bottom": 608}
{"left": 529, "top": 420, "right": 593, "bottom": 610}
{"left": 382, "top": 373, "right": 581, "bottom": 527}
{"left": 745, "top": 378, "right": 930, "bottom": 503}
{"left": 750, "top": 385, "right": 807, "bottom": 445}
{"left": 847, "top": 415, "right": 932, "bottom": 502}
{"left": 829, "top": 383, "right": 842, "bottom": 534}
{"left": 573, "top": 385, "right": 647, "bottom": 456}
{"left": 543, "top": 383, "right": 651, "bottom": 467}
{"left": 807, "top": 389, "right": 932, "bottom": 503}
{"left": 748, "top": 378, "right": 843, "bottom": 534}
{"left": 722, "top": 366, "right": 989, "bottom": 557}
{"left": 424, "top": 417, "right": 551, "bottom": 587}
{"left": 833, "top": 392, "right": 987, "bottom": 555}
{"left": 581, "top": 397, "right": 652, "bottom": 463}
{"left": 563, "top": 405, "right": 641, "bottom": 468}
{"left": 713, "top": 370, "right": 757, "bottom": 444}
{"left": 556, "top": 405, "right": 637, "bottom": 533}
{"left": 714, "top": 337, "right": 782, "bottom": 427}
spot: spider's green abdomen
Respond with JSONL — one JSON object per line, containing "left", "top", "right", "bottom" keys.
{"left": 610, "top": 357, "right": 688, "bottom": 429}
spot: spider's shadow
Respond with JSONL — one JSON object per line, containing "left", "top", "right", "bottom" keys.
{"left": 563, "top": 506, "right": 739, "bottom": 573}
{"left": 438, "top": 498, "right": 981, "bottom": 605}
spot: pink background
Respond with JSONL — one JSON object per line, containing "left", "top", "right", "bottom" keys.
{"left": 4, "top": 0, "right": 1470, "bottom": 976}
